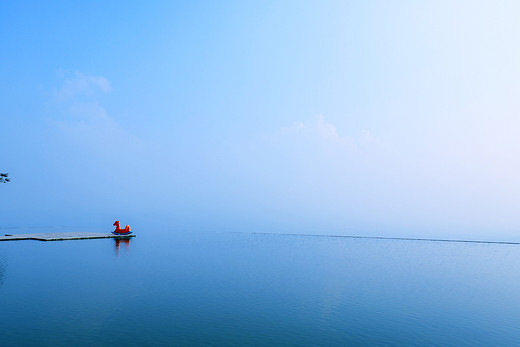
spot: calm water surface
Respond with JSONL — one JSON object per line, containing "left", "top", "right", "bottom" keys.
{"left": 0, "top": 227, "right": 519, "bottom": 346}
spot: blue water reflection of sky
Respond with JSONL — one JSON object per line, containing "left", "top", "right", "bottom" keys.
{"left": 0, "top": 229, "right": 519, "bottom": 345}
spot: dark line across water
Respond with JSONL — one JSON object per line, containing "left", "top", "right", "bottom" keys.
{"left": 246, "top": 232, "right": 520, "bottom": 245}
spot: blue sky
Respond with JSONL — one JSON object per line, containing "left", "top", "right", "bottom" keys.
{"left": 1, "top": 1, "right": 520, "bottom": 239}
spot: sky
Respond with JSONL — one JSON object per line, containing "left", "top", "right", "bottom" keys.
{"left": 1, "top": 1, "right": 520, "bottom": 239}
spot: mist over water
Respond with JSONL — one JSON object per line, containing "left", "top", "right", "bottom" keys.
{"left": 2, "top": 2, "right": 520, "bottom": 344}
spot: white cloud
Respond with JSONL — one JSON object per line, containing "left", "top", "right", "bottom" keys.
{"left": 87, "top": 75, "right": 112, "bottom": 93}
{"left": 53, "top": 71, "right": 112, "bottom": 103}
{"left": 57, "top": 102, "right": 140, "bottom": 154}
{"left": 282, "top": 115, "right": 374, "bottom": 148}
{"left": 51, "top": 71, "right": 141, "bottom": 155}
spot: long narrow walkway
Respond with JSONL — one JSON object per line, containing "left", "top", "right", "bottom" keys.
{"left": 0, "top": 232, "right": 135, "bottom": 241}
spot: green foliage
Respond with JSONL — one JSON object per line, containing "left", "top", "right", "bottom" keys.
{"left": 0, "top": 173, "right": 9, "bottom": 183}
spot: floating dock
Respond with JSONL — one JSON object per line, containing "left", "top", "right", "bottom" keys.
{"left": 0, "top": 232, "right": 136, "bottom": 242}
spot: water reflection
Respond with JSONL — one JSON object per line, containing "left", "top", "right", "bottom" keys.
{"left": 0, "top": 260, "right": 6, "bottom": 288}
{"left": 114, "top": 238, "right": 131, "bottom": 257}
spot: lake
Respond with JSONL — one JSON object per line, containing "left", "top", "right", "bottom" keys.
{"left": 1, "top": 227, "right": 519, "bottom": 346}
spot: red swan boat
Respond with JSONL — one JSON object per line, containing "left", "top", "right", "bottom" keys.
{"left": 112, "top": 221, "right": 132, "bottom": 235}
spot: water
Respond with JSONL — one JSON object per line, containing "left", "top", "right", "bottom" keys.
{"left": 1, "top": 227, "right": 520, "bottom": 346}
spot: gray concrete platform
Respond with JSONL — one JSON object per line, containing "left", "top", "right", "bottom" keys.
{"left": 0, "top": 232, "right": 136, "bottom": 241}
